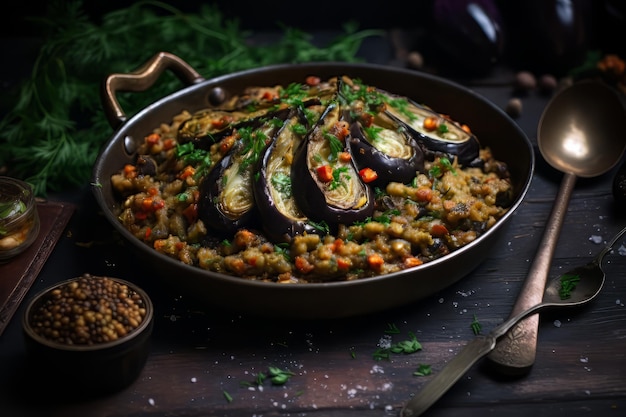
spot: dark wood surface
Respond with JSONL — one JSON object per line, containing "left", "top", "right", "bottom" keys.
{"left": 1, "top": 31, "right": 626, "bottom": 417}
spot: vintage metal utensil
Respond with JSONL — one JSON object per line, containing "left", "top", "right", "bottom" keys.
{"left": 400, "top": 225, "right": 626, "bottom": 417}
{"left": 486, "top": 80, "right": 626, "bottom": 375}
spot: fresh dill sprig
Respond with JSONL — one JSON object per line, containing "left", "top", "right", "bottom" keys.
{"left": 0, "top": 0, "right": 382, "bottom": 196}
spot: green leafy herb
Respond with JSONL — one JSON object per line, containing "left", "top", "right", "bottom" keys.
{"left": 223, "top": 390, "right": 233, "bottom": 403}
{"left": 308, "top": 219, "right": 330, "bottom": 235}
{"left": 559, "top": 273, "right": 581, "bottom": 299}
{"left": 373, "top": 327, "right": 423, "bottom": 361}
{"left": 330, "top": 166, "right": 350, "bottom": 190}
{"left": 271, "top": 172, "right": 292, "bottom": 197}
{"left": 470, "top": 314, "right": 482, "bottom": 335}
{"left": 413, "top": 364, "right": 432, "bottom": 377}
{"left": 0, "top": 0, "right": 381, "bottom": 196}
{"left": 241, "top": 366, "right": 294, "bottom": 387}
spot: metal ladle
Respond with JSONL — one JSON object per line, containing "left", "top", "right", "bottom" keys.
{"left": 487, "top": 80, "right": 626, "bottom": 374}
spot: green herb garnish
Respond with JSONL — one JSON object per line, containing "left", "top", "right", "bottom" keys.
{"left": 413, "top": 364, "right": 432, "bottom": 377}
{"left": 470, "top": 314, "right": 482, "bottom": 335}
{"left": 559, "top": 273, "right": 581, "bottom": 299}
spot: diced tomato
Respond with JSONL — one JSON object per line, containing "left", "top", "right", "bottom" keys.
{"left": 359, "top": 167, "right": 378, "bottom": 183}
{"left": 220, "top": 135, "right": 236, "bottom": 154}
{"left": 316, "top": 165, "right": 333, "bottom": 183}
{"left": 135, "top": 211, "right": 147, "bottom": 221}
{"left": 145, "top": 227, "right": 152, "bottom": 239}
{"left": 148, "top": 187, "right": 159, "bottom": 196}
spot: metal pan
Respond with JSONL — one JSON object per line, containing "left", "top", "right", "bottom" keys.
{"left": 92, "top": 52, "right": 534, "bottom": 319}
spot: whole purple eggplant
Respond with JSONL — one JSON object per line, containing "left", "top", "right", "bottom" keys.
{"left": 429, "top": 0, "right": 505, "bottom": 76}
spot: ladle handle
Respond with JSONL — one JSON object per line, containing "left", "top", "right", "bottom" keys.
{"left": 486, "top": 172, "right": 577, "bottom": 375}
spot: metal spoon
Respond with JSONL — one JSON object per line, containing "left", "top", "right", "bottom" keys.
{"left": 486, "top": 80, "right": 626, "bottom": 374}
{"left": 400, "top": 225, "right": 626, "bottom": 417}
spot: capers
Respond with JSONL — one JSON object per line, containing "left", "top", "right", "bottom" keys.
{"left": 29, "top": 274, "right": 147, "bottom": 346}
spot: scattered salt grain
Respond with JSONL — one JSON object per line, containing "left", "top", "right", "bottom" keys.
{"left": 148, "top": 398, "right": 155, "bottom": 406}
{"left": 618, "top": 245, "right": 626, "bottom": 256}
{"left": 553, "top": 320, "right": 562, "bottom": 328}
{"left": 190, "top": 377, "right": 197, "bottom": 383}
{"left": 580, "top": 356, "right": 589, "bottom": 363}
{"left": 589, "top": 235, "right": 603, "bottom": 244}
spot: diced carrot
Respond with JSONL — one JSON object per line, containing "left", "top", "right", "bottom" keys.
{"left": 461, "top": 124, "right": 471, "bottom": 134}
{"left": 423, "top": 116, "right": 438, "bottom": 131}
{"left": 123, "top": 164, "right": 137, "bottom": 179}
{"left": 145, "top": 227, "right": 152, "bottom": 240}
{"left": 330, "top": 121, "right": 350, "bottom": 141}
{"left": 403, "top": 256, "right": 423, "bottom": 268}
{"left": 141, "top": 197, "right": 154, "bottom": 211}
{"left": 331, "top": 238, "right": 344, "bottom": 252}
{"left": 336, "top": 257, "right": 351, "bottom": 270}
{"left": 145, "top": 133, "right": 160, "bottom": 145}
{"left": 178, "top": 165, "right": 196, "bottom": 179}
{"left": 431, "top": 224, "right": 449, "bottom": 237}
{"left": 367, "top": 254, "right": 384, "bottom": 271}
{"left": 360, "top": 112, "right": 374, "bottom": 127}
{"left": 182, "top": 203, "right": 198, "bottom": 223}
{"left": 220, "top": 135, "right": 236, "bottom": 153}
{"left": 338, "top": 152, "right": 351, "bottom": 163}
{"left": 305, "top": 76, "right": 321, "bottom": 86}
{"left": 163, "top": 138, "right": 176, "bottom": 150}
{"left": 295, "top": 256, "right": 314, "bottom": 274}
{"left": 148, "top": 187, "right": 159, "bottom": 196}
{"left": 359, "top": 167, "right": 378, "bottom": 183}
{"left": 317, "top": 165, "right": 333, "bottom": 183}
{"left": 415, "top": 187, "right": 433, "bottom": 202}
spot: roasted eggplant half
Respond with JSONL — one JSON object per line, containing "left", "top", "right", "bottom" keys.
{"left": 291, "top": 102, "right": 375, "bottom": 226}
{"left": 197, "top": 118, "right": 283, "bottom": 235}
{"left": 254, "top": 109, "right": 318, "bottom": 243}
{"left": 347, "top": 111, "right": 424, "bottom": 187}
{"left": 383, "top": 93, "right": 481, "bottom": 166}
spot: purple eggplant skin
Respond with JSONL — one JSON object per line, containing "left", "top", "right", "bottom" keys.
{"left": 253, "top": 110, "right": 318, "bottom": 243}
{"left": 197, "top": 144, "right": 259, "bottom": 237}
{"left": 497, "top": 0, "right": 593, "bottom": 76}
{"left": 291, "top": 103, "right": 375, "bottom": 227}
{"left": 347, "top": 121, "right": 425, "bottom": 188}
{"left": 429, "top": 0, "right": 505, "bottom": 76}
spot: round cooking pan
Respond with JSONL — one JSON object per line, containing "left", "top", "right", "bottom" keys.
{"left": 92, "top": 52, "right": 534, "bottom": 319}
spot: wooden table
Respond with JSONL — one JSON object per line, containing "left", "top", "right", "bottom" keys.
{"left": 1, "top": 32, "right": 625, "bottom": 417}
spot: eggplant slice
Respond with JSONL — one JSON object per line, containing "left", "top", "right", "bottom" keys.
{"left": 198, "top": 116, "right": 286, "bottom": 236}
{"left": 347, "top": 112, "right": 425, "bottom": 187}
{"left": 254, "top": 109, "right": 318, "bottom": 243}
{"left": 380, "top": 91, "right": 481, "bottom": 166}
{"left": 291, "top": 102, "right": 375, "bottom": 226}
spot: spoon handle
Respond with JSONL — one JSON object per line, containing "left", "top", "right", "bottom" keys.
{"left": 486, "top": 172, "right": 577, "bottom": 375}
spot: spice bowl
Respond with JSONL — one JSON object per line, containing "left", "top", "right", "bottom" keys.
{"left": 0, "top": 176, "right": 40, "bottom": 263}
{"left": 22, "top": 274, "right": 154, "bottom": 395}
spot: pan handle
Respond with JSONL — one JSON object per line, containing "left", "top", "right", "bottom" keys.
{"left": 101, "top": 51, "right": 205, "bottom": 130}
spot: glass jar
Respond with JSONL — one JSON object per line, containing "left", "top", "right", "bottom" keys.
{"left": 0, "top": 177, "right": 40, "bottom": 262}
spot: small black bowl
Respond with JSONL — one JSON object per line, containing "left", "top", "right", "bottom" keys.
{"left": 22, "top": 274, "right": 154, "bottom": 395}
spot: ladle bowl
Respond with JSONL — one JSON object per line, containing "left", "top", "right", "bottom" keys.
{"left": 539, "top": 80, "right": 626, "bottom": 177}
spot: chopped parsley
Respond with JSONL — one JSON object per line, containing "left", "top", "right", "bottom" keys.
{"left": 271, "top": 172, "right": 292, "bottom": 197}
{"left": 559, "top": 273, "right": 581, "bottom": 299}
{"left": 413, "top": 364, "right": 432, "bottom": 377}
